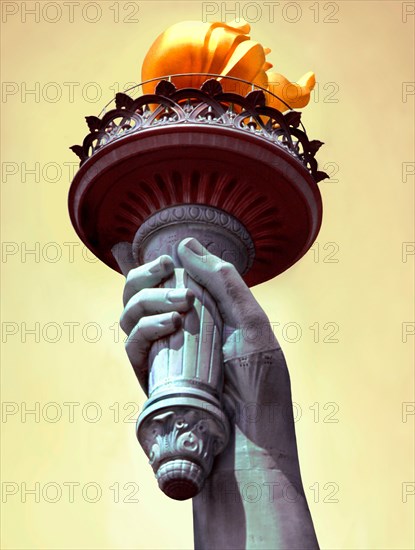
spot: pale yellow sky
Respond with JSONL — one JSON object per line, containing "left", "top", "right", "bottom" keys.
{"left": 1, "top": 1, "right": 414, "bottom": 549}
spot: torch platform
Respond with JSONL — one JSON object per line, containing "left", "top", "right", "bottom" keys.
{"left": 69, "top": 78, "right": 324, "bottom": 287}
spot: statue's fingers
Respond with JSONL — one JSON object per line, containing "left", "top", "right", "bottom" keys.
{"left": 121, "top": 255, "right": 175, "bottom": 305}
{"left": 177, "top": 237, "right": 267, "bottom": 327}
{"left": 121, "top": 288, "right": 195, "bottom": 335}
{"left": 125, "top": 312, "right": 182, "bottom": 386}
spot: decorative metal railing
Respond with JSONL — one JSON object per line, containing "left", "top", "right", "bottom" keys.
{"left": 71, "top": 74, "right": 328, "bottom": 183}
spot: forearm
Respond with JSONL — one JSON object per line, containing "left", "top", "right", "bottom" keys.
{"left": 193, "top": 463, "right": 319, "bottom": 550}
{"left": 193, "top": 349, "right": 319, "bottom": 550}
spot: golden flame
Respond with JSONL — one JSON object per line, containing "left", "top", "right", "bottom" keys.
{"left": 141, "top": 20, "right": 315, "bottom": 112}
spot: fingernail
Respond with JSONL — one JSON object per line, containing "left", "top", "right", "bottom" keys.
{"left": 150, "top": 255, "right": 172, "bottom": 274}
{"left": 171, "top": 312, "right": 182, "bottom": 329}
{"left": 167, "top": 289, "right": 189, "bottom": 303}
{"left": 182, "top": 237, "right": 207, "bottom": 257}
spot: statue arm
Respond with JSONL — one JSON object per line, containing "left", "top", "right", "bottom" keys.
{"left": 176, "top": 239, "right": 319, "bottom": 549}
{"left": 193, "top": 348, "right": 319, "bottom": 550}
{"left": 114, "top": 238, "right": 319, "bottom": 549}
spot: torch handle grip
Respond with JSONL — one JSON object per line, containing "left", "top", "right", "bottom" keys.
{"left": 147, "top": 266, "right": 224, "bottom": 400}
{"left": 137, "top": 265, "right": 229, "bottom": 500}
{"left": 133, "top": 213, "right": 242, "bottom": 498}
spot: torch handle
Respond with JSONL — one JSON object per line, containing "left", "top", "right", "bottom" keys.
{"left": 133, "top": 207, "right": 248, "bottom": 498}
{"left": 147, "top": 266, "right": 224, "bottom": 401}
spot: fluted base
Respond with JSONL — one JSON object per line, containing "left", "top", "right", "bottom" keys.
{"left": 69, "top": 125, "right": 323, "bottom": 286}
{"left": 157, "top": 459, "right": 204, "bottom": 500}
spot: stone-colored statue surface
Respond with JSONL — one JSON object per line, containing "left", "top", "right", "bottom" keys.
{"left": 114, "top": 238, "right": 319, "bottom": 550}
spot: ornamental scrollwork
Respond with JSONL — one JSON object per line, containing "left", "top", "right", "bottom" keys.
{"left": 70, "top": 79, "right": 328, "bottom": 183}
{"left": 138, "top": 407, "right": 228, "bottom": 477}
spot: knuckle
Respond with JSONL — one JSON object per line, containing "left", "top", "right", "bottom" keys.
{"left": 135, "top": 317, "right": 147, "bottom": 332}
{"left": 213, "top": 260, "right": 235, "bottom": 278}
{"left": 134, "top": 288, "right": 150, "bottom": 303}
{"left": 159, "top": 254, "right": 174, "bottom": 270}
{"left": 121, "top": 291, "right": 147, "bottom": 331}
{"left": 119, "top": 311, "right": 129, "bottom": 334}
{"left": 126, "top": 288, "right": 148, "bottom": 311}
{"left": 125, "top": 323, "right": 144, "bottom": 348}
{"left": 125, "top": 265, "right": 141, "bottom": 286}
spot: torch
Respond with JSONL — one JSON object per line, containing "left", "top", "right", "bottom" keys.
{"left": 68, "top": 22, "right": 326, "bottom": 502}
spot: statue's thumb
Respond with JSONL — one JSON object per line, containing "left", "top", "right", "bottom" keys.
{"left": 177, "top": 237, "right": 245, "bottom": 326}
{"left": 177, "top": 237, "right": 218, "bottom": 288}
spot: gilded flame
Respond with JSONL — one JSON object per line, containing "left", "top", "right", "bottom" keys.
{"left": 141, "top": 20, "right": 315, "bottom": 112}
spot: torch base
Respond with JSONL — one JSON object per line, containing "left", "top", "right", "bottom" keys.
{"left": 137, "top": 399, "right": 230, "bottom": 500}
{"left": 156, "top": 459, "right": 204, "bottom": 501}
{"left": 68, "top": 124, "right": 322, "bottom": 286}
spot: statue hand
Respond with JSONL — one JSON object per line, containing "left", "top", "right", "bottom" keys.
{"left": 176, "top": 238, "right": 296, "bottom": 462}
{"left": 111, "top": 247, "right": 194, "bottom": 392}
{"left": 177, "top": 237, "right": 280, "bottom": 361}
{"left": 114, "top": 237, "right": 292, "bottom": 433}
